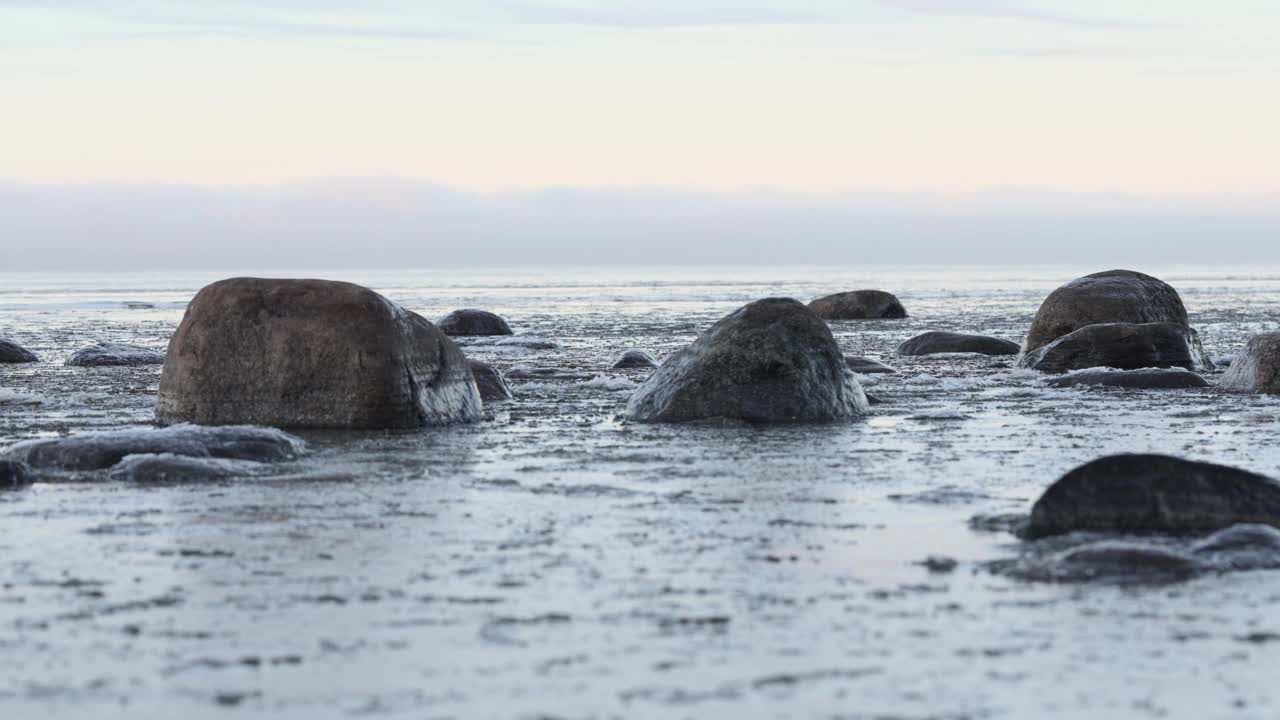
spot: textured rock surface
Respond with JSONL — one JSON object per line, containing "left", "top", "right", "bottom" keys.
{"left": 624, "top": 298, "right": 869, "bottom": 423}
{"left": 808, "top": 290, "right": 907, "bottom": 320}
{"left": 0, "top": 459, "right": 34, "bottom": 487}
{"left": 467, "top": 359, "right": 513, "bottom": 402}
{"left": 435, "top": 309, "right": 513, "bottom": 337}
{"left": 1023, "top": 270, "right": 1190, "bottom": 354}
{"left": 156, "top": 278, "right": 483, "bottom": 428}
{"left": 845, "top": 356, "right": 897, "bottom": 374}
{"left": 1219, "top": 332, "right": 1280, "bottom": 394}
{"left": 1025, "top": 454, "right": 1280, "bottom": 539}
{"left": 612, "top": 349, "right": 659, "bottom": 369}
{"left": 106, "top": 453, "right": 262, "bottom": 483}
{"left": 0, "top": 338, "right": 38, "bottom": 364}
{"left": 1018, "top": 322, "right": 1211, "bottom": 374}
{"left": 66, "top": 342, "right": 164, "bottom": 367}
{"left": 897, "top": 332, "right": 1020, "bottom": 356}
{"left": 1046, "top": 367, "right": 1210, "bottom": 390}
{"left": 6, "top": 424, "right": 304, "bottom": 472}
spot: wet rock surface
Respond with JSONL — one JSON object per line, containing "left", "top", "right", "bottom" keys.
{"left": 156, "top": 277, "right": 483, "bottom": 428}
{"left": 5, "top": 424, "right": 305, "bottom": 473}
{"left": 1026, "top": 454, "right": 1280, "bottom": 539}
{"left": 0, "top": 458, "right": 33, "bottom": 487}
{"left": 1046, "top": 367, "right": 1210, "bottom": 389}
{"left": 435, "top": 308, "right": 513, "bottom": 336}
{"left": 1023, "top": 269, "right": 1191, "bottom": 354}
{"left": 467, "top": 358, "right": 513, "bottom": 402}
{"left": 624, "top": 298, "right": 868, "bottom": 423}
{"left": 66, "top": 342, "right": 165, "bottom": 367}
{"left": 845, "top": 355, "right": 897, "bottom": 374}
{"left": 1220, "top": 332, "right": 1280, "bottom": 394}
{"left": 808, "top": 290, "right": 907, "bottom": 320}
{"left": 612, "top": 349, "right": 659, "bottom": 369}
{"left": 897, "top": 331, "right": 1020, "bottom": 356}
{"left": 106, "top": 453, "right": 264, "bottom": 483}
{"left": 0, "top": 338, "right": 38, "bottom": 363}
{"left": 1019, "top": 322, "right": 1212, "bottom": 374}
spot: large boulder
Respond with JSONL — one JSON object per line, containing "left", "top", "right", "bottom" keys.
{"left": 808, "top": 290, "right": 906, "bottom": 320}
{"left": 623, "top": 298, "right": 869, "bottom": 423}
{"left": 435, "top": 309, "right": 513, "bottom": 337}
{"left": 897, "top": 331, "right": 1019, "bottom": 356}
{"left": 612, "top": 349, "right": 659, "bottom": 369}
{"left": 156, "top": 278, "right": 483, "bottom": 428}
{"left": 66, "top": 342, "right": 165, "bottom": 367}
{"left": 1025, "top": 454, "right": 1280, "bottom": 539}
{"left": 1219, "top": 332, "right": 1280, "bottom": 394}
{"left": 1018, "top": 322, "right": 1211, "bottom": 374}
{"left": 1046, "top": 367, "right": 1210, "bottom": 390}
{"left": 0, "top": 339, "right": 38, "bottom": 364}
{"left": 467, "top": 359, "right": 512, "bottom": 402}
{"left": 6, "top": 424, "right": 304, "bottom": 472}
{"left": 1023, "top": 270, "right": 1190, "bottom": 354}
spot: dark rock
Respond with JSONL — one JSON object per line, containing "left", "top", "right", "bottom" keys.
{"left": 1219, "top": 332, "right": 1280, "bottom": 394}
{"left": 505, "top": 367, "right": 596, "bottom": 381}
{"left": 1023, "top": 270, "right": 1191, "bottom": 354}
{"left": 612, "top": 349, "right": 659, "bottom": 369}
{"left": 467, "top": 359, "right": 512, "bottom": 402}
{"left": 623, "top": 298, "right": 868, "bottom": 423}
{"left": 1025, "top": 454, "right": 1280, "bottom": 539}
{"left": 156, "top": 277, "right": 482, "bottom": 428}
{"left": 1192, "top": 524, "right": 1280, "bottom": 555}
{"left": 1018, "top": 322, "right": 1212, "bottom": 374}
{"left": 435, "top": 309, "right": 513, "bottom": 337}
{"left": 917, "top": 555, "right": 958, "bottom": 573}
{"left": 808, "top": 290, "right": 907, "bottom": 320}
{"left": 864, "top": 393, "right": 885, "bottom": 406}
{"left": 66, "top": 342, "right": 165, "bottom": 367}
{"left": 1046, "top": 367, "right": 1210, "bottom": 390}
{"left": 897, "top": 331, "right": 1019, "bottom": 356}
{"left": 845, "top": 356, "right": 897, "bottom": 374}
{"left": 6, "top": 424, "right": 304, "bottom": 472}
{"left": 0, "top": 338, "right": 38, "bottom": 363}
{"left": 1031, "top": 542, "right": 1206, "bottom": 583}
{"left": 107, "top": 454, "right": 259, "bottom": 483}
{"left": 1, "top": 459, "right": 34, "bottom": 488}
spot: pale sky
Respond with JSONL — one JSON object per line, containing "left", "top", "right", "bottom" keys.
{"left": 1, "top": 1, "right": 1278, "bottom": 268}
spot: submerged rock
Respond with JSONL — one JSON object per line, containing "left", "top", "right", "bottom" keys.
{"left": 808, "top": 290, "right": 907, "bottom": 320}
{"left": 66, "top": 342, "right": 165, "bottom": 367}
{"left": 1018, "top": 322, "right": 1211, "bottom": 374}
{"left": 845, "top": 356, "right": 897, "bottom": 374}
{"left": 1, "top": 459, "right": 34, "bottom": 488}
{"left": 1025, "top": 454, "right": 1280, "bottom": 539}
{"left": 897, "top": 331, "right": 1019, "bottom": 356}
{"left": 623, "top": 298, "right": 869, "bottom": 423}
{"left": 1046, "top": 367, "right": 1210, "bottom": 390}
{"left": 505, "top": 367, "right": 596, "bottom": 381}
{"left": 435, "top": 309, "right": 513, "bottom": 337}
{"left": 467, "top": 359, "right": 513, "bottom": 402}
{"left": 1219, "top": 332, "right": 1280, "bottom": 394}
{"left": 156, "top": 277, "right": 482, "bottom": 428}
{"left": 1023, "top": 270, "right": 1191, "bottom": 354}
{"left": 6, "top": 424, "right": 305, "bottom": 472}
{"left": 612, "top": 349, "right": 659, "bottom": 369}
{"left": 1015, "top": 541, "right": 1207, "bottom": 583}
{"left": 0, "top": 338, "right": 38, "bottom": 364}
{"left": 107, "top": 454, "right": 261, "bottom": 483}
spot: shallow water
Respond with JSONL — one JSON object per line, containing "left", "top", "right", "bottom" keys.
{"left": 3, "top": 265, "right": 1280, "bottom": 719}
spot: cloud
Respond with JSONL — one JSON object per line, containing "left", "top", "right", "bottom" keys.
{"left": 877, "top": 0, "right": 1156, "bottom": 29}
{"left": 508, "top": 2, "right": 826, "bottom": 29}
{"left": 2, "top": 180, "right": 1277, "bottom": 271}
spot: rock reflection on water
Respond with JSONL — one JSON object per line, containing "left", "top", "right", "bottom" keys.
{"left": 2, "top": 266, "right": 1280, "bottom": 718}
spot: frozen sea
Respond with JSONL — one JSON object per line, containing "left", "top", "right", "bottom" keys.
{"left": 2, "top": 265, "right": 1280, "bottom": 719}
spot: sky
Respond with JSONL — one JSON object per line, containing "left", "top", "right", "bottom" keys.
{"left": 1, "top": 1, "right": 1278, "bottom": 269}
